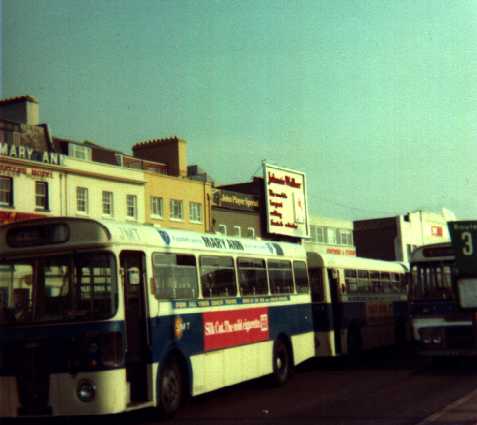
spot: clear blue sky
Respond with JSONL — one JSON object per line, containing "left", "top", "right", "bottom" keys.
{"left": 3, "top": 1, "right": 477, "bottom": 220}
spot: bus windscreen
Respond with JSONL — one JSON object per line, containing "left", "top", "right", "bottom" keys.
{"left": 410, "top": 262, "right": 455, "bottom": 301}
{"left": 0, "top": 252, "right": 117, "bottom": 324}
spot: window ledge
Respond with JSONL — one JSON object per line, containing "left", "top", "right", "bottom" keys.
{"left": 169, "top": 217, "right": 184, "bottom": 222}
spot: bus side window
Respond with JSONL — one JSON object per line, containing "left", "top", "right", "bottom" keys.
{"left": 357, "top": 270, "right": 370, "bottom": 293}
{"left": 237, "top": 257, "right": 268, "bottom": 296}
{"left": 152, "top": 253, "right": 198, "bottom": 300}
{"left": 293, "top": 261, "right": 309, "bottom": 294}
{"left": 309, "top": 267, "right": 324, "bottom": 301}
{"left": 200, "top": 256, "right": 237, "bottom": 298}
{"left": 268, "top": 260, "right": 293, "bottom": 294}
{"left": 370, "top": 271, "right": 380, "bottom": 293}
{"left": 345, "top": 269, "right": 357, "bottom": 293}
{"left": 380, "top": 272, "right": 390, "bottom": 293}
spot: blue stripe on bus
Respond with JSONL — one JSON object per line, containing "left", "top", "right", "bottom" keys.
{"left": 0, "top": 303, "right": 313, "bottom": 375}
{"left": 148, "top": 303, "right": 314, "bottom": 362}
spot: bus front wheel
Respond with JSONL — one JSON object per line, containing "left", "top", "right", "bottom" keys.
{"left": 272, "top": 338, "right": 292, "bottom": 386}
{"left": 158, "top": 358, "right": 183, "bottom": 417}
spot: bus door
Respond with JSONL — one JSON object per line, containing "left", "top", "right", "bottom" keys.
{"left": 328, "top": 269, "right": 342, "bottom": 354}
{"left": 120, "top": 251, "right": 150, "bottom": 403}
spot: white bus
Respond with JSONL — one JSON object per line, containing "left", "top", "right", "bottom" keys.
{"left": 409, "top": 242, "right": 474, "bottom": 356}
{"left": 307, "top": 251, "right": 408, "bottom": 357}
{"left": 0, "top": 217, "right": 314, "bottom": 418}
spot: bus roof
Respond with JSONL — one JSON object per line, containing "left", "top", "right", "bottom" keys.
{"left": 410, "top": 242, "right": 454, "bottom": 263}
{"left": 0, "top": 217, "right": 306, "bottom": 259}
{"left": 306, "top": 250, "right": 408, "bottom": 273}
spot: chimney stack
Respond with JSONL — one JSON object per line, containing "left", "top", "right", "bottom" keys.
{"left": 133, "top": 137, "right": 187, "bottom": 177}
{"left": 0, "top": 95, "right": 39, "bottom": 125}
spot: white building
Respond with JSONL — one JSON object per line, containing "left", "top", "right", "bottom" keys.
{"left": 354, "top": 209, "right": 456, "bottom": 263}
{"left": 62, "top": 156, "right": 145, "bottom": 223}
{"left": 305, "top": 215, "right": 356, "bottom": 256}
{"left": 0, "top": 96, "right": 146, "bottom": 225}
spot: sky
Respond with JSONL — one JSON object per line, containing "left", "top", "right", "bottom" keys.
{"left": 3, "top": 1, "right": 477, "bottom": 221}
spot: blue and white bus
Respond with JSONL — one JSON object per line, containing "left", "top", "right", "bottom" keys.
{"left": 306, "top": 251, "right": 408, "bottom": 357}
{"left": 0, "top": 217, "right": 314, "bottom": 417}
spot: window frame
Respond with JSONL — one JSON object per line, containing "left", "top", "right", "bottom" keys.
{"left": 233, "top": 225, "right": 241, "bottom": 238}
{"left": 189, "top": 201, "right": 202, "bottom": 223}
{"left": 151, "top": 196, "right": 164, "bottom": 218}
{"left": 246, "top": 227, "right": 256, "bottom": 239}
{"left": 217, "top": 224, "right": 227, "bottom": 236}
{"left": 237, "top": 257, "right": 269, "bottom": 296}
{"left": 0, "top": 176, "right": 13, "bottom": 207}
{"left": 76, "top": 186, "right": 89, "bottom": 214}
{"left": 268, "top": 259, "right": 294, "bottom": 295}
{"left": 126, "top": 194, "right": 137, "bottom": 220}
{"left": 35, "top": 181, "right": 49, "bottom": 211}
{"left": 199, "top": 255, "right": 237, "bottom": 298}
{"left": 170, "top": 199, "right": 184, "bottom": 221}
{"left": 102, "top": 191, "right": 113, "bottom": 217}
{"left": 152, "top": 252, "right": 198, "bottom": 300}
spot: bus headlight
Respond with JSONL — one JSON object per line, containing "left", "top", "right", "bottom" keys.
{"left": 77, "top": 379, "right": 96, "bottom": 402}
{"left": 420, "top": 328, "right": 445, "bottom": 346}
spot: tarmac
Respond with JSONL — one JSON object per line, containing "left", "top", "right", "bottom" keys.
{"left": 417, "top": 387, "right": 477, "bottom": 425}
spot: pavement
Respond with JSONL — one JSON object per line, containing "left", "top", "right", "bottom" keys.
{"left": 417, "top": 387, "right": 477, "bottom": 425}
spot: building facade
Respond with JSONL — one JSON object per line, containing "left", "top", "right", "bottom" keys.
{"left": 211, "top": 188, "right": 261, "bottom": 238}
{"left": 0, "top": 97, "right": 62, "bottom": 223}
{"left": 353, "top": 209, "right": 456, "bottom": 263}
{"left": 0, "top": 96, "right": 214, "bottom": 232}
{"left": 305, "top": 215, "right": 356, "bottom": 256}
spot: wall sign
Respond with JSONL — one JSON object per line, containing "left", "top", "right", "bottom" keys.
{"left": 0, "top": 164, "right": 53, "bottom": 178}
{"left": 212, "top": 189, "right": 259, "bottom": 211}
{"left": 0, "top": 142, "right": 65, "bottom": 166}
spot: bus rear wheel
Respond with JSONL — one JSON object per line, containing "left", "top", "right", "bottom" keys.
{"left": 158, "top": 358, "right": 183, "bottom": 418}
{"left": 272, "top": 338, "right": 292, "bottom": 386}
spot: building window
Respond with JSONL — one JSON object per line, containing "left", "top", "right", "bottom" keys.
{"left": 151, "top": 196, "right": 163, "bottom": 218}
{"left": 327, "top": 227, "right": 338, "bottom": 245}
{"left": 0, "top": 177, "right": 13, "bottom": 207}
{"left": 189, "top": 202, "right": 202, "bottom": 223}
{"left": 35, "top": 181, "right": 48, "bottom": 210}
{"left": 170, "top": 199, "right": 183, "bottom": 220}
{"left": 339, "top": 229, "right": 353, "bottom": 246}
{"left": 310, "top": 225, "right": 316, "bottom": 241}
{"left": 315, "top": 226, "right": 327, "bottom": 243}
{"left": 233, "top": 225, "right": 241, "bottom": 238}
{"left": 102, "top": 191, "right": 113, "bottom": 216}
{"left": 246, "top": 227, "right": 256, "bottom": 239}
{"left": 217, "top": 224, "right": 227, "bottom": 236}
{"left": 76, "top": 187, "right": 88, "bottom": 213}
{"left": 127, "top": 194, "right": 137, "bottom": 219}
{"left": 69, "top": 143, "right": 92, "bottom": 161}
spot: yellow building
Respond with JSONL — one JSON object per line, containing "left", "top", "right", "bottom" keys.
{"left": 132, "top": 138, "right": 213, "bottom": 232}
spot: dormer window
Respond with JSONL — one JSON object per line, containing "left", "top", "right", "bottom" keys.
{"left": 68, "top": 143, "right": 91, "bottom": 161}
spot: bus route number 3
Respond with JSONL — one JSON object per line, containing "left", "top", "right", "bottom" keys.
{"left": 461, "top": 231, "right": 474, "bottom": 256}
